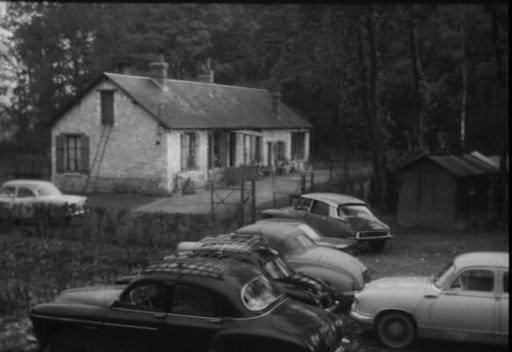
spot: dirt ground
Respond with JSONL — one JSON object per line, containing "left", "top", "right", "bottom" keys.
{"left": 0, "top": 201, "right": 508, "bottom": 351}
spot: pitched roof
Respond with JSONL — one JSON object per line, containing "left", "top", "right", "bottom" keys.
{"left": 397, "top": 151, "right": 499, "bottom": 177}
{"left": 100, "top": 73, "right": 311, "bottom": 130}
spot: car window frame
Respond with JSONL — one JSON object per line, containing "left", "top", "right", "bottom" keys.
{"left": 310, "top": 200, "right": 330, "bottom": 217}
{"left": 117, "top": 280, "right": 167, "bottom": 312}
{"left": 17, "top": 187, "right": 36, "bottom": 199}
{"left": 0, "top": 186, "right": 16, "bottom": 198}
{"left": 168, "top": 282, "right": 220, "bottom": 318}
{"left": 447, "top": 268, "right": 496, "bottom": 294}
{"left": 294, "top": 197, "right": 313, "bottom": 212}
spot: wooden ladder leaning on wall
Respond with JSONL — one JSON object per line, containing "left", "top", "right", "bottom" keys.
{"left": 82, "top": 125, "right": 112, "bottom": 193}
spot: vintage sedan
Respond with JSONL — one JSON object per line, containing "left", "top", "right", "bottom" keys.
{"left": 0, "top": 179, "right": 87, "bottom": 224}
{"left": 350, "top": 252, "right": 509, "bottom": 349}
{"left": 235, "top": 221, "right": 371, "bottom": 310}
{"left": 30, "top": 256, "right": 348, "bottom": 352}
{"left": 174, "top": 234, "right": 340, "bottom": 312}
{"left": 262, "top": 193, "right": 392, "bottom": 252}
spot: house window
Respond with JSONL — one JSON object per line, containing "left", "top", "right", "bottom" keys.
{"left": 291, "top": 132, "right": 306, "bottom": 160}
{"left": 181, "top": 132, "right": 197, "bottom": 170}
{"left": 65, "top": 135, "right": 82, "bottom": 172}
{"left": 100, "top": 90, "right": 114, "bottom": 125}
{"left": 56, "top": 134, "right": 90, "bottom": 174}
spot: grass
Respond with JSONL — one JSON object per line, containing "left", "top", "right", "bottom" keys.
{"left": 0, "top": 193, "right": 508, "bottom": 351}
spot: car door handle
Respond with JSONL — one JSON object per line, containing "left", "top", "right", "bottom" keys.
{"left": 423, "top": 294, "right": 437, "bottom": 299}
{"left": 208, "top": 318, "right": 222, "bottom": 324}
{"left": 152, "top": 312, "right": 166, "bottom": 319}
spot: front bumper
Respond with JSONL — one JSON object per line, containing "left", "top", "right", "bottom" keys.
{"left": 355, "top": 232, "right": 393, "bottom": 241}
{"left": 349, "top": 308, "right": 375, "bottom": 325}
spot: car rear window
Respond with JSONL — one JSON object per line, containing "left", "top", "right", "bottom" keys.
{"left": 338, "top": 204, "right": 372, "bottom": 217}
{"left": 241, "top": 275, "right": 282, "bottom": 311}
{"left": 37, "top": 184, "right": 62, "bottom": 196}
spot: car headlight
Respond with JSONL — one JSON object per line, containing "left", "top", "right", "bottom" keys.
{"left": 307, "top": 333, "right": 321, "bottom": 350}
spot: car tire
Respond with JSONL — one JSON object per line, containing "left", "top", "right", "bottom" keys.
{"left": 368, "top": 240, "right": 386, "bottom": 252}
{"left": 376, "top": 311, "right": 416, "bottom": 349}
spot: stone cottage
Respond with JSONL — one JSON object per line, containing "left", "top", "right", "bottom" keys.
{"left": 50, "top": 54, "right": 311, "bottom": 194}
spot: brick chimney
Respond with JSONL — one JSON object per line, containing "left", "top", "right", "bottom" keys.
{"left": 198, "top": 58, "right": 214, "bottom": 83}
{"left": 149, "top": 48, "right": 168, "bottom": 88}
{"left": 272, "top": 91, "right": 281, "bottom": 120}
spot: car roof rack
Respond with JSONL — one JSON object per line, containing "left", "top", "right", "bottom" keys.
{"left": 143, "top": 257, "right": 229, "bottom": 280}
{"left": 192, "top": 234, "right": 269, "bottom": 253}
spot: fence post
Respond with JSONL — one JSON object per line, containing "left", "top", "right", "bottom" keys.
{"left": 310, "top": 172, "right": 315, "bottom": 191}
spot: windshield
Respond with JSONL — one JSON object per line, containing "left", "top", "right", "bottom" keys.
{"left": 298, "top": 223, "right": 321, "bottom": 240}
{"left": 338, "top": 204, "right": 372, "bottom": 217}
{"left": 433, "top": 262, "right": 456, "bottom": 289}
{"left": 264, "top": 256, "right": 294, "bottom": 279}
{"left": 37, "top": 183, "right": 62, "bottom": 197}
{"left": 241, "top": 275, "right": 283, "bottom": 311}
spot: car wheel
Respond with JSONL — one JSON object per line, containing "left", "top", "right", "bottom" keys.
{"left": 376, "top": 311, "right": 416, "bottom": 349}
{"left": 368, "top": 240, "right": 386, "bottom": 252}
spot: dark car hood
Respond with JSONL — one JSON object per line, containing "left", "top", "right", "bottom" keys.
{"left": 343, "top": 213, "right": 389, "bottom": 231}
{"left": 271, "top": 300, "right": 338, "bottom": 346}
{"left": 54, "top": 286, "right": 123, "bottom": 307}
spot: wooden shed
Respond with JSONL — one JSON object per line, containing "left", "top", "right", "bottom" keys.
{"left": 397, "top": 151, "right": 499, "bottom": 229}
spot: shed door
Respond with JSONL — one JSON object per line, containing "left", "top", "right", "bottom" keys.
{"left": 418, "top": 171, "right": 436, "bottom": 216}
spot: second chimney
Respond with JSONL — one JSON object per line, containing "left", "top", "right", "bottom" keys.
{"left": 149, "top": 48, "right": 168, "bottom": 88}
{"left": 198, "top": 58, "right": 214, "bottom": 84}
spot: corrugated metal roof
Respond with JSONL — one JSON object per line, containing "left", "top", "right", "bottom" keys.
{"left": 398, "top": 151, "right": 499, "bottom": 177}
{"left": 105, "top": 73, "right": 311, "bottom": 130}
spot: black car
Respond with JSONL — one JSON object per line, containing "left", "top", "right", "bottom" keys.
{"left": 173, "top": 234, "right": 340, "bottom": 312}
{"left": 30, "top": 256, "right": 348, "bottom": 352}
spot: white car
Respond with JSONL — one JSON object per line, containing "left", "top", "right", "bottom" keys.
{"left": 350, "top": 251, "right": 509, "bottom": 349}
{"left": 0, "top": 179, "right": 87, "bottom": 224}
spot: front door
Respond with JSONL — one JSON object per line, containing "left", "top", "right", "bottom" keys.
{"left": 496, "top": 270, "right": 508, "bottom": 344}
{"left": 164, "top": 283, "right": 223, "bottom": 352}
{"left": 308, "top": 200, "right": 335, "bottom": 237}
{"left": 102, "top": 281, "right": 168, "bottom": 352}
{"left": 428, "top": 269, "right": 497, "bottom": 344}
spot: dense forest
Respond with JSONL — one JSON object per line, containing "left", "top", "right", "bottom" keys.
{"left": 0, "top": 2, "right": 509, "bottom": 209}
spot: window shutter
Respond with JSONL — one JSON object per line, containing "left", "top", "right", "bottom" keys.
{"left": 192, "top": 133, "right": 198, "bottom": 169}
{"left": 81, "top": 134, "right": 90, "bottom": 174}
{"left": 56, "top": 135, "right": 65, "bottom": 173}
{"left": 180, "top": 133, "right": 186, "bottom": 171}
